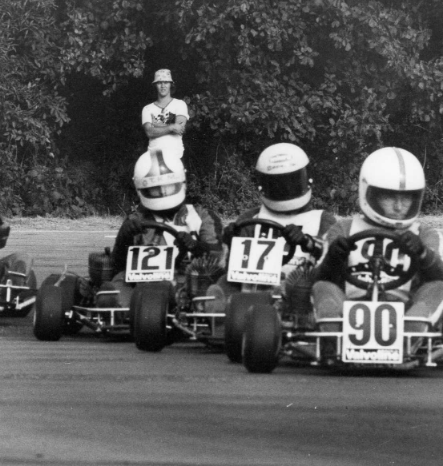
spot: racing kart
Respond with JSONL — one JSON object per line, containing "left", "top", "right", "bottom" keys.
{"left": 0, "top": 268, "right": 37, "bottom": 318}
{"left": 238, "top": 228, "right": 443, "bottom": 373}
{"left": 130, "top": 222, "right": 225, "bottom": 352}
{"left": 223, "top": 218, "right": 296, "bottom": 365}
{"left": 33, "top": 221, "right": 225, "bottom": 345}
{"left": 33, "top": 247, "right": 124, "bottom": 341}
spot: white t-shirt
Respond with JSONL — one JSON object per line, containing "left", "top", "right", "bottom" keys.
{"left": 142, "top": 98, "right": 189, "bottom": 158}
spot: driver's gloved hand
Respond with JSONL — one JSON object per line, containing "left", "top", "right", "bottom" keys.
{"left": 175, "top": 231, "right": 197, "bottom": 251}
{"left": 282, "top": 224, "right": 304, "bottom": 246}
{"left": 327, "top": 237, "right": 355, "bottom": 264}
{"left": 120, "top": 218, "right": 144, "bottom": 238}
{"left": 175, "top": 232, "right": 210, "bottom": 257}
{"left": 399, "top": 231, "right": 425, "bottom": 256}
{"left": 0, "top": 219, "right": 10, "bottom": 249}
{"left": 222, "top": 222, "right": 237, "bottom": 245}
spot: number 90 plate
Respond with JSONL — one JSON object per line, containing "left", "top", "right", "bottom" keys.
{"left": 342, "top": 301, "right": 404, "bottom": 364}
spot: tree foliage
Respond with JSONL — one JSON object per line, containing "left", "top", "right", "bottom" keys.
{"left": 0, "top": 0, "right": 97, "bottom": 216}
{"left": 1, "top": 0, "right": 443, "bottom": 216}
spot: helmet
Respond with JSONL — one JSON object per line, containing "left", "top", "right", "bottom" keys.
{"left": 152, "top": 69, "right": 173, "bottom": 84}
{"left": 133, "top": 149, "right": 186, "bottom": 211}
{"left": 255, "top": 143, "right": 311, "bottom": 212}
{"left": 359, "top": 147, "right": 425, "bottom": 229}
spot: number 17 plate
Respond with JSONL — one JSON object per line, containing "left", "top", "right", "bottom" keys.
{"left": 227, "top": 237, "right": 284, "bottom": 286}
{"left": 126, "top": 245, "right": 175, "bottom": 282}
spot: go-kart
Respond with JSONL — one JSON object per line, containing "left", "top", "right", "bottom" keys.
{"left": 241, "top": 228, "right": 443, "bottom": 373}
{"left": 0, "top": 268, "right": 37, "bottom": 318}
{"left": 33, "top": 221, "right": 224, "bottom": 345}
{"left": 223, "top": 218, "right": 296, "bottom": 365}
{"left": 130, "top": 222, "right": 225, "bottom": 352}
{"left": 33, "top": 247, "right": 124, "bottom": 341}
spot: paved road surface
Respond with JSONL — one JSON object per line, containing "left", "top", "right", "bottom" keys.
{"left": 0, "top": 230, "right": 442, "bottom": 465}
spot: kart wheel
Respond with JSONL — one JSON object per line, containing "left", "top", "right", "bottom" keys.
{"left": 33, "top": 285, "right": 64, "bottom": 341}
{"left": 40, "top": 274, "right": 79, "bottom": 310}
{"left": 134, "top": 284, "right": 172, "bottom": 352}
{"left": 225, "top": 292, "right": 272, "bottom": 363}
{"left": 129, "top": 285, "right": 145, "bottom": 339}
{"left": 243, "top": 304, "right": 281, "bottom": 374}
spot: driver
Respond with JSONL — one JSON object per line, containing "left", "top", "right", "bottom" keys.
{"left": 219, "top": 143, "right": 336, "bottom": 321}
{"left": 100, "top": 148, "right": 223, "bottom": 307}
{"left": 312, "top": 147, "right": 443, "bottom": 333}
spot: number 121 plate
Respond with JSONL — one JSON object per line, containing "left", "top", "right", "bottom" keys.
{"left": 125, "top": 245, "right": 175, "bottom": 282}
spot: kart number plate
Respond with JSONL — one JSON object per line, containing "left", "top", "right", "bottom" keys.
{"left": 227, "top": 237, "right": 284, "bottom": 286}
{"left": 342, "top": 301, "right": 404, "bottom": 364}
{"left": 125, "top": 245, "right": 175, "bottom": 282}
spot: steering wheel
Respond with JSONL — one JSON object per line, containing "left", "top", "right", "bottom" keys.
{"left": 232, "top": 218, "right": 296, "bottom": 266}
{"left": 344, "top": 229, "right": 419, "bottom": 291}
{"left": 139, "top": 220, "right": 188, "bottom": 257}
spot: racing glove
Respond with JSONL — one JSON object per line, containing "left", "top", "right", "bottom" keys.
{"left": 282, "top": 224, "right": 304, "bottom": 245}
{"left": 327, "top": 236, "right": 355, "bottom": 265}
{"left": 399, "top": 231, "right": 425, "bottom": 257}
{"left": 120, "top": 218, "right": 144, "bottom": 239}
{"left": 0, "top": 220, "right": 10, "bottom": 249}
{"left": 175, "top": 232, "right": 210, "bottom": 257}
{"left": 222, "top": 222, "right": 237, "bottom": 245}
{"left": 282, "top": 225, "right": 323, "bottom": 260}
{"left": 175, "top": 231, "right": 197, "bottom": 251}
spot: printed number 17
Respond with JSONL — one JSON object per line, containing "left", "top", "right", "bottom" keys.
{"left": 241, "top": 240, "right": 275, "bottom": 270}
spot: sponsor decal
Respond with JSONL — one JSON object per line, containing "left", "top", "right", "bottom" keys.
{"left": 344, "top": 348, "right": 401, "bottom": 363}
{"left": 127, "top": 271, "right": 173, "bottom": 281}
{"left": 227, "top": 270, "right": 279, "bottom": 284}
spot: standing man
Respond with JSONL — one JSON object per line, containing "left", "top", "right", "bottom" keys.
{"left": 142, "top": 69, "right": 189, "bottom": 160}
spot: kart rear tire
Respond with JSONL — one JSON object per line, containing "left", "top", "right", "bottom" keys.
{"left": 129, "top": 285, "right": 143, "bottom": 339}
{"left": 40, "top": 274, "right": 79, "bottom": 310}
{"left": 33, "top": 285, "right": 64, "bottom": 341}
{"left": 225, "top": 292, "right": 272, "bottom": 363}
{"left": 39, "top": 274, "right": 82, "bottom": 335}
{"left": 134, "top": 283, "right": 172, "bottom": 352}
{"left": 243, "top": 304, "right": 281, "bottom": 374}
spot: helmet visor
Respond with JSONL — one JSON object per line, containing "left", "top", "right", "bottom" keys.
{"left": 257, "top": 168, "right": 309, "bottom": 202}
{"left": 140, "top": 183, "right": 182, "bottom": 199}
{"left": 367, "top": 187, "right": 423, "bottom": 221}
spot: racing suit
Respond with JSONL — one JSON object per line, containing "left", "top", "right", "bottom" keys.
{"left": 110, "top": 203, "right": 223, "bottom": 307}
{"left": 313, "top": 215, "right": 443, "bottom": 332}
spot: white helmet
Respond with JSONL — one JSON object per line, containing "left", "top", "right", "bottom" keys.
{"left": 133, "top": 149, "right": 186, "bottom": 211}
{"left": 359, "top": 147, "right": 425, "bottom": 229}
{"left": 255, "top": 143, "right": 311, "bottom": 212}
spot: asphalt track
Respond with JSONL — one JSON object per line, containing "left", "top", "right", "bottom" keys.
{"left": 0, "top": 230, "right": 443, "bottom": 465}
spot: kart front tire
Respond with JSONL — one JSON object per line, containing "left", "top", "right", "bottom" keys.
{"left": 33, "top": 285, "right": 64, "bottom": 341}
{"left": 134, "top": 286, "right": 170, "bottom": 352}
{"left": 243, "top": 304, "right": 281, "bottom": 374}
{"left": 225, "top": 292, "right": 272, "bottom": 363}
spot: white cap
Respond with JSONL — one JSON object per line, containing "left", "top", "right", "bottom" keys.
{"left": 152, "top": 69, "right": 173, "bottom": 84}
